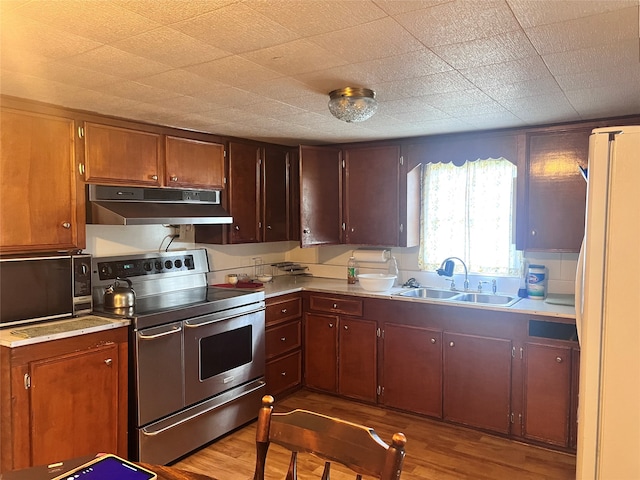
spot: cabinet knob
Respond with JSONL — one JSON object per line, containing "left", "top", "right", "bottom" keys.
{"left": 333, "top": 303, "right": 338, "bottom": 309}
{"left": 104, "top": 358, "right": 113, "bottom": 366}
{"left": 150, "top": 175, "right": 158, "bottom": 181}
{"left": 280, "top": 337, "right": 286, "bottom": 342}
{"left": 303, "top": 228, "right": 310, "bottom": 234}
{"left": 449, "top": 341, "right": 455, "bottom": 347}
{"left": 431, "top": 338, "right": 436, "bottom": 344}
{"left": 328, "top": 323, "right": 334, "bottom": 328}
{"left": 235, "top": 225, "right": 240, "bottom": 231}
{"left": 267, "top": 225, "right": 272, "bottom": 230}
{"left": 344, "top": 325, "right": 349, "bottom": 330}
{"left": 170, "top": 175, "right": 178, "bottom": 182}
{"left": 281, "top": 371, "right": 287, "bottom": 376}
{"left": 531, "top": 229, "right": 537, "bottom": 236}
{"left": 556, "top": 356, "right": 563, "bottom": 363}
{"left": 281, "top": 308, "right": 287, "bottom": 314}
{"left": 61, "top": 222, "right": 71, "bottom": 229}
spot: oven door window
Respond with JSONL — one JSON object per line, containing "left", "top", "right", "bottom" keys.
{"left": 200, "top": 325, "right": 253, "bottom": 380}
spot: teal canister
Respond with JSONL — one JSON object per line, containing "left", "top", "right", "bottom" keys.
{"left": 527, "top": 264, "right": 546, "bottom": 299}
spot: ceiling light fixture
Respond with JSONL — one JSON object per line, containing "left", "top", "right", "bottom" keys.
{"left": 328, "top": 87, "right": 378, "bottom": 123}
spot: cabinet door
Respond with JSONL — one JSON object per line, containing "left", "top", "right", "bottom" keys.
{"left": 228, "top": 142, "right": 261, "bottom": 243}
{"left": 262, "top": 145, "right": 289, "bottom": 242}
{"left": 338, "top": 318, "right": 377, "bottom": 402}
{"left": 83, "top": 122, "right": 162, "bottom": 186}
{"left": 165, "top": 136, "right": 224, "bottom": 189}
{"left": 299, "top": 145, "right": 342, "bottom": 246}
{"left": 30, "top": 344, "right": 119, "bottom": 466}
{"left": 523, "top": 130, "right": 589, "bottom": 251}
{"left": 304, "top": 312, "right": 338, "bottom": 392}
{"left": 523, "top": 343, "right": 572, "bottom": 447}
{"left": 382, "top": 323, "right": 442, "bottom": 417}
{"left": 443, "top": 332, "right": 512, "bottom": 434}
{"left": 1, "top": 108, "right": 83, "bottom": 253}
{"left": 344, "top": 145, "right": 401, "bottom": 246}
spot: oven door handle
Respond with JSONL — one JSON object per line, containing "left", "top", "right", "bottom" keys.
{"left": 138, "top": 325, "right": 182, "bottom": 339}
{"left": 183, "top": 304, "right": 265, "bottom": 328}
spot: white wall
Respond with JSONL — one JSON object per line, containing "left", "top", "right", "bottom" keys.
{"left": 85, "top": 225, "right": 576, "bottom": 295}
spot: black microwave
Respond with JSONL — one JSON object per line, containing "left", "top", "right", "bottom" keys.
{"left": 0, "top": 253, "right": 92, "bottom": 328}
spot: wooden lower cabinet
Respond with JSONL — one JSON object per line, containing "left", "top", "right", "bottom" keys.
{"left": 0, "top": 328, "right": 128, "bottom": 473}
{"left": 522, "top": 342, "right": 572, "bottom": 447}
{"left": 304, "top": 312, "right": 338, "bottom": 393}
{"left": 443, "top": 332, "right": 513, "bottom": 434}
{"left": 338, "top": 317, "right": 377, "bottom": 402}
{"left": 304, "top": 311, "right": 377, "bottom": 403}
{"left": 265, "top": 294, "right": 302, "bottom": 397}
{"left": 381, "top": 323, "right": 442, "bottom": 417}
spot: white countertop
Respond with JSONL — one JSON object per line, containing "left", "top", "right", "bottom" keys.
{"left": 262, "top": 275, "right": 576, "bottom": 320}
{"left": 2, "top": 277, "right": 574, "bottom": 349}
{"left": 0, "top": 315, "right": 130, "bottom": 348}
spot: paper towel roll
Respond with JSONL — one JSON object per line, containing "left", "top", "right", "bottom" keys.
{"left": 352, "top": 249, "right": 390, "bottom": 263}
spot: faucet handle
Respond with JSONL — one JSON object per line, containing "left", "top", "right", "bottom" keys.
{"left": 447, "top": 278, "right": 456, "bottom": 291}
{"left": 492, "top": 279, "right": 497, "bottom": 294}
{"left": 477, "top": 281, "right": 489, "bottom": 292}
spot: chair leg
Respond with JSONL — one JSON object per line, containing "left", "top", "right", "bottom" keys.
{"left": 286, "top": 451, "right": 298, "bottom": 480}
{"left": 321, "top": 461, "right": 331, "bottom": 480}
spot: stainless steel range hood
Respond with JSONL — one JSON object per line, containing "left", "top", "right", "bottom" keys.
{"left": 87, "top": 185, "right": 233, "bottom": 225}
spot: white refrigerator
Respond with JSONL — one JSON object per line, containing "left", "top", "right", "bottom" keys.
{"left": 575, "top": 126, "right": 640, "bottom": 479}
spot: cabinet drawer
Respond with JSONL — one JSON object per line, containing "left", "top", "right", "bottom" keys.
{"left": 309, "top": 295, "right": 363, "bottom": 317}
{"left": 266, "top": 296, "right": 302, "bottom": 326}
{"left": 266, "top": 351, "right": 301, "bottom": 396}
{"left": 266, "top": 320, "right": 301, "bottom": 359}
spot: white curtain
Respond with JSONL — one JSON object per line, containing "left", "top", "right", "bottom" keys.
{"left": 418, "top": 158, "right": 521, "bottom": 276}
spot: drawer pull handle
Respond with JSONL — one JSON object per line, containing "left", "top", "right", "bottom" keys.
{"left": 281, "top": 308, "right": 287, "bottom": 313}
{"left": 280, "top": 337, "right": 286, "bottom": 342}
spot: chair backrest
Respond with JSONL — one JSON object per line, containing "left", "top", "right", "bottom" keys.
{"left": 253, "top": 395, "right": 407, "bottom": 480}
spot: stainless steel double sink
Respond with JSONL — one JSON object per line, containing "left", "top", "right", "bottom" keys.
{"left": 395, "top": 287, "right": 521, "bottom": 307}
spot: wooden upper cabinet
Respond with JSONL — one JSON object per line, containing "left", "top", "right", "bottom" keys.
{"left": 299, "top": 145, "right": 342, "bottom": 247}
{"left": 228, "top": 141, "right": 261, "bottom": 244}
{"left": 521, "top": 129, "right": 589, "bottom": 252}
{"left": 344, "top": 145, "right": 401, "bottom": 246}
{"left": 262, "top": 145, "right": 290, "bottom": 242}
{"left": 83, "top": 122, "right": 162, "bottom": 187}
{"left": 83, "top": 124, "right": 225, "bottom": 190}
{"left": 0, "top": 107, "right": 85, "bottom": 253}
{"left": 165, "top": 136, "right": 224, "bottom": 189}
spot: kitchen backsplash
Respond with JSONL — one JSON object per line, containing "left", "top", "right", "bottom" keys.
{"left": 85, "top": 225, "right": 577, "bottom": 295}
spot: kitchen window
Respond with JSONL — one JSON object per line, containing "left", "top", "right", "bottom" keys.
{"left": 418, "top": 157, "right": 521, "bottom": 276}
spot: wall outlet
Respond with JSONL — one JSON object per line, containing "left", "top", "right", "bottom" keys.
{"left": 178, "top": 224, "right": 193, "bottom": 240}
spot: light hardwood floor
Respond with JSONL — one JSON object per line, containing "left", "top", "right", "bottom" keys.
{"left": 174, "top": 389, "right": 576, "bottom": 480}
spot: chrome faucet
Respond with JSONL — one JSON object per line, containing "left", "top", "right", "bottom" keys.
{"left": 436, "top": 257, "right": 470, "bottom": 291}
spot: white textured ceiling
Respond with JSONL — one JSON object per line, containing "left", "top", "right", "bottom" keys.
{"left": 1, "top": 0, "right": 639, "bottom": 146}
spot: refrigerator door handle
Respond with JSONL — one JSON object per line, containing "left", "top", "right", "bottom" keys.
{"left": 575, "top": 236, "right": 586, "bottom": 345}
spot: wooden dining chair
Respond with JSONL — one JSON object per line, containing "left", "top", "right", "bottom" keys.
{"left": 253, "top": 395, "right": 407, "bottom": 480}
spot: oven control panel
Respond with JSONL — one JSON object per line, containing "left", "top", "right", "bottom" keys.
{"left": 96, "top": 254, "right": 196, "bottom": 280}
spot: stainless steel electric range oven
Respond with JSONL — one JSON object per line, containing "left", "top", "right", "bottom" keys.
{"left": 91, "top": 249, "right": 265, "bottom": 465}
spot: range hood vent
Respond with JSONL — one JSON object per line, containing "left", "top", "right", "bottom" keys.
{"left": 87, "top": 185, "right": 233, "bottom": 226}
